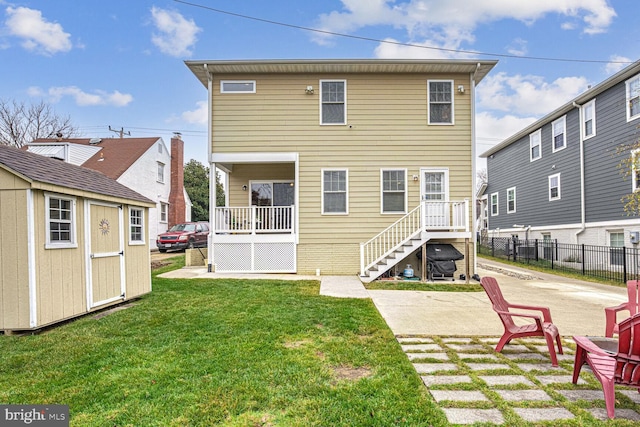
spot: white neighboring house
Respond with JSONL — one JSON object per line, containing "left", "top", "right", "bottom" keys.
{"left": 26, "top": 135, "right": 192, "bottom": 249}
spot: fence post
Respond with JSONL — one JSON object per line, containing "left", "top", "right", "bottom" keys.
{"left": 623, "top": 246, "right": 628, "bottom": 283}
{"left": 491, "top": 238, "right": 495, "bottom": 257}
{"left": 581, "top": 244, "right": 585, "bottom": 275}
{"left": 534, "top": 239, "right": 539, "bottom": 261}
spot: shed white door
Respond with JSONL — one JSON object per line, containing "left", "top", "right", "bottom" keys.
{"left": 87, "top": 202, "right": 124, "bottom": 308}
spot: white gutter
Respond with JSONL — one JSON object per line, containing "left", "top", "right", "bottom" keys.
{"left": 572, "top": 101, "right": 587, "bottom": 242}
{"left": 205, "top": 63, "right": 215, "bottom": 272}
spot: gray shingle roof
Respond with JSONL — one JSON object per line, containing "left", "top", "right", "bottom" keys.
{"left": 0, "top": 144, "right": 153, "bottom": 204}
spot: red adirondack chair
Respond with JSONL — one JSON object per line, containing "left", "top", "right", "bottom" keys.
{"left": 573, "top": 313, "right": 640, "bottom": 419}
{"left": 605, "top": 280, "right": 640, "bottom": 337}
{"left": 480, "top": 276, "right": 563, "bottom": 366}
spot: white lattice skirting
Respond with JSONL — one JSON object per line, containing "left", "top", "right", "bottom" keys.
{"left": 214, "top": 242, "right": 296, "bottom": 273}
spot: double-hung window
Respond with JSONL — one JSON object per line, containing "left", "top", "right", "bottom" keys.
{"left": 490, "top": 192, "right": 499, "bottom": 216}
{"left": 160, "top": 202, "right": 168, "bottom": 223}
{"left": 46, "top": 194, "right": 76, "bottom": 248}
{"left": 321, "top": 80, "right": 346, "bottom": 125}
{"left": 549, "top": 173, "right": 561, "bottom": 201}
{"left": 633, "top": 149, "right": 640, "bottom": 192}
{"left": 530, "top": 130, "right": 541, "bottom": 161}
{"left": 626, "top": 74, "right": 640, "bottom": 122}
{"left": 157, "top": 162, "right": 165, "bottom": 183}
{"left": 552, "top": 116, "right": 566, "bottom": 152}
{"left": 507, "top": 187, "right": 516, "bottom": 213}
{"left": 428, "top": 80, "right": 453, "bottom": 124}
{"left": 583, "top": 99, "right": 596, "bottom": 139}
{"left": 381, "top": 169, "right": 406, "bottom": 214}
{"left": 322, "top": 169, "right": 348, "bottom": 214}
{"left": 129, "top": 208, "right": 144, "bottom": 244}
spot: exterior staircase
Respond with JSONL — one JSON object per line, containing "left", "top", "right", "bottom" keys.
{"left": 359, "top": 200, "right": 470, "bottom": 283}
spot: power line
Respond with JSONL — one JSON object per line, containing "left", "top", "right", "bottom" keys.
{"left": 173, "top": 0, "right": 635, "bottom": 65}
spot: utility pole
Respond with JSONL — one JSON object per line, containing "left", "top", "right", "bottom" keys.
{"left": 108, "top": 126, "right": 130, "bottom": 138}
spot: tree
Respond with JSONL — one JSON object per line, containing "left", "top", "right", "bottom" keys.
{"left": 0, "top": 99, "right": 78, "bottom": 147}
{"left": 476, "top": 168, "right": 488, "bottom": 192}
{"left": 617, "top": 136, "right": 640, "bottom": 215}
{"left": 184, "top": 159, "right": 225, "bottom": 222}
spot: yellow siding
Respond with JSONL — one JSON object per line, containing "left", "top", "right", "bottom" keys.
{"left": 0, "top": 188, "right": 30, "bottom": 329}
{"left": 124, "top": 207, "right": 152, "bottom": 298}
{"left": 212, "top": 72, "right": 474, "bottom": 274}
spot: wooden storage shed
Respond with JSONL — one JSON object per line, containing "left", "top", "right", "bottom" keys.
{"left": 0, "top": 145, "right": 155, "bottom": 333}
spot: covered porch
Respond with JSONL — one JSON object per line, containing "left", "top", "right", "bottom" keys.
{"left": 210, "top": 152, "right": 299, "bottom": 273}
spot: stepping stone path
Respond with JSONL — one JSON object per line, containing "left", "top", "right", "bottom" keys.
{"left": 396, "top": 336, "right": 640, "bottom": 425}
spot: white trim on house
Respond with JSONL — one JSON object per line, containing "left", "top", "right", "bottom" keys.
{"left": 27, "top": 189, "right": 37, "bottom": 328}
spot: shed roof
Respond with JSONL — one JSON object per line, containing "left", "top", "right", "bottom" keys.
{"left": 0, "top": 144, "right": 154, "bottom": 205}
{"left": 31, "top": 137, "right": 161, "bottom": 179}
{"left": 185, "top": 59, "right": 498, "bottom": 88}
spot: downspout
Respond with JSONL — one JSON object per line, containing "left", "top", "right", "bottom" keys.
{"left": 471, "top": 63, "right": 481, "bottom": 274}
{"left": 205, "top": 64, "right": 215, "bottom": 272}
{"left": 573, "top": 101, "right": 586, "bottom": 243}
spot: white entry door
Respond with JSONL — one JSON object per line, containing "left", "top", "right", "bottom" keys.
{"left": 87, "top": 202, "right": 125, "bottom": 308}
{"left": 421, "top": 169, "right": 449, "bottom": 228}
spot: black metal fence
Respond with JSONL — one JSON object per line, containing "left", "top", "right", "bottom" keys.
{"left": 478, "top": 237, "right": 640, "bottom": 283}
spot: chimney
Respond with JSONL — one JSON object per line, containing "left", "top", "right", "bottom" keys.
{"left": 168, "top": 133, "right": 186, "bottom": 227}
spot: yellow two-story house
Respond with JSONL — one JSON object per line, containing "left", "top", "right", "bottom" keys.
{"left": 186, "top": 59, "right": 496, "bottom": 281}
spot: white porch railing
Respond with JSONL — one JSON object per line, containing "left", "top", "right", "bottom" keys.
{"left": 360, "top": 200, "right": 469, "bottom": 276}
{"left": 215, "top": 206, "right": 294, "bottom": 234}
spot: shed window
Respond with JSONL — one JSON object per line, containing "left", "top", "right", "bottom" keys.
{"left": 129, "top": 208, "right": 144, "bottom": 244}
{"left": 381, "top": 169, "right": 406, "bottom": 213}
{"left": 46, "top": 194, "right": 76, "bottom": 248}
{"left": 321, "top": 80, "right": 346, "bottom": 125}
{"left": 428, "top": 80, "right": 453, "bottom": 124}
{"left": 322, "top": 169, "right": 348, "bottom": 214}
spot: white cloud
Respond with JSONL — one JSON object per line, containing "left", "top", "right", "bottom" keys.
{"left": 181, "top": 100, "right": 208, "bottom": 125}
{"left": 476, "top": 111, "right": 537, "bottom": 147}
{"left": 506, "top": 38, "right": 528, "bottom": 56}
{"left": 28, "top": 86, "right": 133, "bottom": 107}
{"left": 477, "top": 72, "right": 589, "bottom": 116}
{"left": 150, "top": 7, "right": 201, "bottom": 57}
{"left": 315, "top": 0, "right": 616, "bottom": 56}
{"left": 605, "top": 55, "right": 632, "bottom": 75}
{"left": 4, "top": 6, "right": 72, "bottom": 55}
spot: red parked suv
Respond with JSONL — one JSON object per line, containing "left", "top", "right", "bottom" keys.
{"left": 156, "top": 222, "right": 209, "bottom": 252}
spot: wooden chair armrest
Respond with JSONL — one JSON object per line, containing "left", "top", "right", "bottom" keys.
{"left": 506, "top": 303, "right": 553, "bottom": 323}
{"left": 573, "top": 336, "right": 614, "bottom": 357}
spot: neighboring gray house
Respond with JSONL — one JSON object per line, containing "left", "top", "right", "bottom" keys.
{"left": 480, "top": 60, "right": 640, "bottom": 249}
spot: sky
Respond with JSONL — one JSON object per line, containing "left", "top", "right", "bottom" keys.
{"left": 1, "top": 0, "right": 638, "bottom": 171}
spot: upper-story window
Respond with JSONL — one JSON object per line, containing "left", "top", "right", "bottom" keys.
{"left": 507, "top": 187, "right": 516, "bottom": 213}
{"left": 428, "top": 80, "right": 453, "bottom": 124}
{"left": 632, "top": 149, "right": 640, "bottom": 192}
{"left": 552, "top": 116, "right": 566, "bottom": 152}
{"left": 490, "top": 192, "right": 499, "bottom": 216}
{"left": 626, "top": 74, "right": 640, "bottom": 122}
{"left": 221, "top": 80, "right": 256, "bottom": 93}
{"left": 381, "top": 169, "right": 407, "bottom": 214}
{"left": 320, "top": 80, "right": 346, "bottom": 125}
{"left": 549, "top": 173, "right": 561, "bottom": 201}
{"left": 530, "top": 129, "right": 542, "bottom": 161}
{"left": 157, "top": 162, "right": 165, "bottom": 183}
{"left": 583, "top": 99, "right": 596, "bottom": 139}
{"left": 46, "top": 193, "right": 76, "bottom": 249}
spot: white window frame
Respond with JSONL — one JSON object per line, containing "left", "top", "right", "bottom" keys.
{"left": 321, "top": 168, "right": 348, "bottom": 215}
{"left": 380, "top": 168, "right": 407, "bottom": 214}
{"left": 507, "top": 187, "right": 516, "bottom": 214}
{"left": 632, "top": 149, "right": 640, "bottom": 192}
{"left": 552, "top": 116, "right": 566, "bottom": 152}
{"left": 220, "top": 80, "right": 256, "bottom": 94}
{"left": 530, "top": 129, "right": 542, "bottom": 161}
{"left": 582, "top": 99, "right": 596, "bottom": 139}
{"left": 626, "top": 74, "right": 640, "bottom": 122}
{"left": 427, "top": 80, "right": 454, "bottom": 125}
{"left": 490, "top": 192, "right": 499, "bottom": 216}
{"left": 129, "top": 207, "right": 145, "bottom": 245}
{"left": 549, "top": 173, "right": 561, "bottom": 201}
{"left": 320, "top": 80, "right": 347, "bottom": 125}
{"left": 160, "top": 202, "right": 168, "bottom": 223}
{"left": 45, "top": 193, "right": 77, "bottom": 249}
{"left": 157, "top": 162, "right": 165, "bottom": 183}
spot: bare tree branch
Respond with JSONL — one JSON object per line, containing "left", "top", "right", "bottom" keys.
{"left": 0, "top": 99, "right": 78, "bottom": 147}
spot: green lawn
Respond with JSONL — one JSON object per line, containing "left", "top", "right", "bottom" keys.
{"left": 0, "top": 256, "right": 444, "bottom": 426}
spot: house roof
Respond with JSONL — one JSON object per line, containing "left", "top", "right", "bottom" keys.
{"left": 30, "top": 137, "right": 161, "bottom": 180}
{"left": 185, "top": 59, "right": 498, "bottom": 88}
{"left": 0, "top": 144, "right": 154, "bottom": 205}
{"left": 480, "top": 60, "right": 640, "bottom": 158}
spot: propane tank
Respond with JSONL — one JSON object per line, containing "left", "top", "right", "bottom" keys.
{"left": 403, "top": 264, "right": 414, "bottom": 278}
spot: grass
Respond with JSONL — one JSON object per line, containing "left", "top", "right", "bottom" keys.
{"left": 365, "top": 280, "right": 482, "bottom": 292}
{"left": 0, "top": 255, "right": 444, "bottom": 426}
